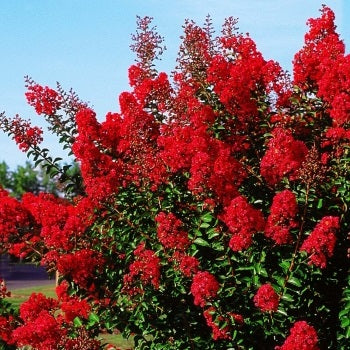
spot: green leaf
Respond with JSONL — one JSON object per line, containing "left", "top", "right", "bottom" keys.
{"left": 88, "top": 313, "right": 100, "bottom": 324}
{"left": 288, "top": 276, "right": 302, "bottom": 288}
{"left": 193, "top": 237, "right": 210, "bottom": 247}
{"left": 281, "top": 293, "right": 294, "bottom": 302}
{"left": 200, "top": 222, "right": 210, "bottom": 229}
{"left": 201, "top": 212, "right": 213, "bottom": 223}
{"left": 73, "top": 317, "right": 83, "bottom": 327}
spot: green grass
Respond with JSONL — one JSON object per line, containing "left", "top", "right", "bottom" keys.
{"left": 8, "top": 283, "right": 56, "bottom": 310}
{"left": 99, "top": 332, "right": 134, "bottom": 349}
{"left": 6, "top": 284, "right": 134, "bottom": 349}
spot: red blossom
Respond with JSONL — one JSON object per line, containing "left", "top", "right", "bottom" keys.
{"left": 155, "top": 212, "right": 190, "bottom": 250}
{"left": 253, "top": 283, "right": 279, "bottom": 312}
{"left": 260, "top": 128, "right": 308, "bottom": 186}
{"left": 123, "top": 243, "right": 161, "bottom": 294}
{"left": 275, "top": 321, "right": 319, "bottom": 350}
{"left": 190, "top": 271, "right": 219, "bottom": 307}
{"left": 12, "top": 310, "right": 65, "bottom": 350}
{"left": 25, "top": 83, "right": 62, "bottom": 115}
{"left": 265, "top": 190, "right": 298, "bottom": 245}
{"left": 60, "top": 297, "right": 91, "bottom": 323}
{"left": 203, "top": 307, "right": 232, "bottom": 340}
{"left": 0, "top": 315, "right": 16, "bottom": 344}
{"left": 172, "top": 252, "right": 199, "bottom": 277}
{"left": 57, "top": 249, "right": 104, "bottom": 289}
{"left": 220, "top": 195, "right": 265, "bottom": 251}
{"left": 19, "top": 293, "right": 59, "bottom": 323}
{"left": 3, "top": 114, "right": 43, "bottom": 152}
{"left": 300, "top": 216, "right": 339, "bottom": 268}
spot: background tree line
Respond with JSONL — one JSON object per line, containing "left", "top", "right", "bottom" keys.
{"left": 0, "top": 161, "right": 80, "bottom": 198}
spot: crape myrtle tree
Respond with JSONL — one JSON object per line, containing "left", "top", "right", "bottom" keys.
{"left": 0, "top": 5, "right": 349, "bottom": 349}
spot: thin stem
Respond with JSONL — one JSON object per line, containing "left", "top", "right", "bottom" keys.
{"left": 279, "top": 183, "right": 310, "bottom": 299}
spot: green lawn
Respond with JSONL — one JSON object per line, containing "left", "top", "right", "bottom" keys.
{"left": 7, "top": 284, "right": 134, "bottom": 349}
{"left": 8, "top": 283, "right": 56, "bottom": 310}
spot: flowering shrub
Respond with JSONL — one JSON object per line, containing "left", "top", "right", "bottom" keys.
{"left": 0, "top": 6, "right": 349, "bottom": 349}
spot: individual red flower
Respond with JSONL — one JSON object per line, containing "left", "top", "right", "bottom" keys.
{"left": 275, "top": 321, "right": 319, "bottom": 350}
{"left": 300, "top": 216, "right": 339, "bottom": 268}
{"left": 265, "top": 190, "right": 298, "bottom": 245}
{"left": 253, "top": 283, "right": 279, "bottom": 312}
{"left": 190, "top": 271, "right": 219, "bottom": 307}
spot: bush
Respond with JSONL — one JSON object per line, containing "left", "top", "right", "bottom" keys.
{"left": 0, "top": 6, "right": 349, "bottom": 350}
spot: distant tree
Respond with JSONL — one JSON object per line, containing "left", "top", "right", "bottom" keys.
{"left": 0, "top": 160, "right": 80, "bottom": 198}
{"left": 0, "top": 161, "right": 11, "bottom": 190}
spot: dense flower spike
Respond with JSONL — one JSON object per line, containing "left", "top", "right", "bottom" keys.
{"left": 0, "top": 114, "right": 43, "bottom": 152}
{"left": 265, "top": 190, "right": 298, "bottom": 244}
{"left": 57, "top": 249, "right": 104, "bottom": 290}
{"left": 155, "top": 212, "right": 190, "bottom": 250}
{"left": 190, "top": 271, "right": 220, "bottom": 307}
{"left": 300, "top": 216, "right": 339, "bottom": 268}
{"left": 220, "top": 195, "right": 265, "bottom": 251}
{"left": 123, "top": 243, "right": 161, "bottom": 294}
{"left": 275, "top": 321, "right": 319, "bottom": 350}
{"left": 260, "top": 128, "right": 308, "bottom": 186}
{"left": 175, "top": 253, "right": 200, "bottom": 277}
{"left": 25, "top": 84, "right": 62, "bottom": 116}
{"left": 253, "top": 283, "right": 279, "bottom": 312}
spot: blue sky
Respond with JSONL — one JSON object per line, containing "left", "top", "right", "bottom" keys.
{"left": 0, "top": 0, "right": 349, "bottom": 169}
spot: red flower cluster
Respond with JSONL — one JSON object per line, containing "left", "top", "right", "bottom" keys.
{"left": 203, "top": 307, "right": 232, "bottom": 340}
{"left": 208, "top": 32, "right": 284, "bottom": 124}
{"left": 220, "top": 195, "right": 265, "bottom": 251}
{"left": 12, "top": 293, "right": 64, "bottom": 350}
{"left": 25, "top": 83, "right": 62, "bottom": 115}
{"left": 300, "top": 216, "right": 339, "bottom": 268}
{"left": 3, "top": 115, "right": 43, "bottom": 152}
{"left": 253, "top": 283, "right": 279, "bottom": 312}
{"left": 172, "top": 252, "right": 199, "bottom": 277}
{"left": 60, "top": 297, "right": 91, "bottom": 323}
{"left": 22, "top": 193, "right": 95, "bottom": 252}
{"left": 6, "top": 291, "right": 96, "bottom": 349}
{"left": 276, "top": 321, "right": 319, "bottom": 350}
{"left": 293, "top": 6, "right": 349, "bottom": 126}
{"left": 72, "top": 107, "right": 122, "bottom": 202}
{"left": 190, "top": 271, "right": 219, "bottom": 307}
{"left": 203, "top": 307, "right": 244, "bottom": 341}
{"left": 155, "top": 212, "right": 190, "bottom": 250}
{"left": 265, "top": 190, "right": 298, "bottom": 244}
{"left": 0, "top": 315, "right": 15, "bottom": 345}
{"left": 57, "top": 249, "right": 104, "bottom": 290}
{"left": 0, "top": 187, "right": 34, "bottom": 256}
{"left": 260, "top": 128, "right": 308, "bottom": 186}
{"left": 123, "top": 243, "right": 161, "bottom": 294}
